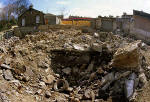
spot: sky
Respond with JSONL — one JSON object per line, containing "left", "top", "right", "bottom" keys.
{"left": 0, "top": 1, "right": 4, "bottom": 12}
{"left": 1, "top": 0, "right": 150, "bottom": 17}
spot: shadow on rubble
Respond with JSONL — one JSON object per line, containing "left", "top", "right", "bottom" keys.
{"left": 50, "top": 49, "right": 138, "bottom": 102}
{"left": 50, "top": 49, "right": 113, "bottom": 86}
{"left": 98, "top": 81, "right": 128, "bottom": 102}
{"left": 50, "top": 49, "right": 131, "bottom": 101}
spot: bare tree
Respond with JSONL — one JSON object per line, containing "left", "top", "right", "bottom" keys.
{"left": 13, "top": 0, "right": 31, "bottom": 16}
{"left": 4, "top": 0, "right": 31, "bottom": 17}
{"left": 59, "top": 7, "right": 68, "bottom": 17}
{"left": 0, "top": 9, "right": 7, "bottom": 20}
{"left": 3, "top": 4, "right": 15, "bottom": 21}
{"left": 0, "top": 0, "right": 30, "bottom": 23}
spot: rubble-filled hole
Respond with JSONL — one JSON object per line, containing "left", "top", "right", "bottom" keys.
{"left": 50, "top": 49, "right": 137, "bottom": 102}
{"left": 57, "top": 81, "right": 64, "bottom": 89}
{"left": 50, "top": 49, "right": 125, "bottom": 101}
{"left": 50, "top": 49, "right": 113, "bottom": 86}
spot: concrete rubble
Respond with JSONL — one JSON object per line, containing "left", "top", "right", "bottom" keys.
{"left": 0, "top": 27, "right": 150, "bottom": 102}
{"left": 110, "top": 40, "right": 142, "bottom": 71}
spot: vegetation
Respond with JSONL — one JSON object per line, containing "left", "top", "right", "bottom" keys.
{"left": 0, "top": 0, "right": 31, "bottom": 31}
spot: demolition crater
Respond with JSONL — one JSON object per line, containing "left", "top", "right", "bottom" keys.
{"left": 50, "top": 49, "right": 113, "bottom": 86}
{"left": 50, "top": 43, "right": 145, "bottom": 102}
{"left": 50, "top": 49, "right": 129, "bottom": 101}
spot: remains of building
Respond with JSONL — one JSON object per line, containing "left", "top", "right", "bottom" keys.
{"left": 115, "top": 10, "right": 150, "bottom": 44}
{"left": 130, "top": 10, "right": 150, "bottom": 44}
{"left": 12, "top": 6, "right": 150, "bottom": 45}
{"left": 0, "top": 24, "right": 150, "bottom": 101}
{"left": 116, "top": 12, "right": 133, "bottom": 34}
{"left": 91, "top": 16, "right": 117, "bottom": 32}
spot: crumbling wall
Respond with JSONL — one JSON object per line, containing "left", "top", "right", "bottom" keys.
{"left": 101, "top": 20, "right": 113, "bottom": 32}
{"left": 0, "top": 33, "right": 4, "bottom": 41}
{"left": 130, "top": 15, "right": 150, "bottom": 44}
{"left": 122, "top": 19, "right": 131, "bottom": 33}
{"left": 91, "top": 18, "right": 117, "bottom": 32}
{"left": 14, "top": 27, "right": 38, "bottom": 38}
{"left": 38, "top": 25, "right": 82, "bottom": 31}
{"left": 130, "top": 28, "right": 150, "bottom": 43}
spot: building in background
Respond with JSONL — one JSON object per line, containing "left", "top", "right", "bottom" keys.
{"left": 130, "top": 10, "right": 150, "bottom": 43}
{"left": 44, "top": 13, "right": 61, "bottom": 25}
{"left": 91, "top": 16, "right": 117, "bottom": 32}
{"left": 116, "top": 12, "right": 133, "bottom": 34}
{"left": 18, "top": 5, "right": 45, "bottom": 27}
{"left": 115, "top": 10, "right": 150, "bottom": 43}
{"left": 18, "top": 5, "right": 62, "bottom": 27}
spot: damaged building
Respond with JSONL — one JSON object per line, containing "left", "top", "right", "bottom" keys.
{"left": 116, "top": 10, "right": 150, "bottom": 44}
{"left": 130, "top": 10, "right": 150, "bottom": 43}
{"left": 91, "top": 16, "right": 117, "bottom": 32}
{"left": 116, "top": 12, "right": 133, "bottom": 33}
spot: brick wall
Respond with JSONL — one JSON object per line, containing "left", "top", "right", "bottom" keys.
{"left": 134, "top": 15, "right": 150, "bottom": 32}
{"left": 18, "top": 9, "right": 45, "bottom": 27}
{"left": 130, "top": 15, "right": 150, "bottom": 43}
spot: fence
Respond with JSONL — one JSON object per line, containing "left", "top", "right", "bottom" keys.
{"left": 61, "top": 20, "right": 91, "bottom": 27}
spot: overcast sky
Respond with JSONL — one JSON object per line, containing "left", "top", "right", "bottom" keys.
{"left": 1, "top": 0, "right": 150, "bottom": 17}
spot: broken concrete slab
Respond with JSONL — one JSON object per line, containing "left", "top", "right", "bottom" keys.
{"left": 0, "top": 64, "right": 11, "bottom": 70}
{"left": 38, "top": 61, "right": 49, "bottom": 69}
{"left": 90, "top": 43, "right": 102, "bottom": 52}
{"left": 45, "top": 91, "right": 51, "bottom": 98}
{"left": 139, "top": 72, "right": 147, "bottom": 86}
{"left": 73, "top": 44, "right": 90, "bottom": 51}
{"left": 83, "top": 89, "right": 95, "bottom": 102}
{"left": 62, "top": 67, "right": 71, "bottom": 75}
{"left": 110, "top": 40, "right": 142, "bottom": 71}
{"left": 43, "top": 75, "right": 55, "bottom": 84}
{"left": 124, "top": 73, "right": 137, "bottom": 100}
{"left": 86, "top": 61, "right": 94, "bottom": 72}
{"left": 3, "top": 69, "right": 14, "bottom": 81}
{"left": 101, "top": 72, "right": 115, "bottom": 86}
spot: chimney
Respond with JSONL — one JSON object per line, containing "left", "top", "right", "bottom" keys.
{"left": 29, "top": 4, "right": 33, "bottom": 9}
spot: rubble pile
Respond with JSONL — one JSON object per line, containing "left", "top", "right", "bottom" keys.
{"left": 0, "top": 28, "right": 149, "bottom": 102}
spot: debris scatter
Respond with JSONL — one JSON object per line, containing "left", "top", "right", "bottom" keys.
{"left": 0, "top": 27, "right": 150, "bottom": 102}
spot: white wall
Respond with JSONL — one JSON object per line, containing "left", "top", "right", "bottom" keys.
{"left": 56, "top": 17, "right": 61, "bottom": 24}
{"left": 130, "top": 28, "right": 150, "bottom": 43}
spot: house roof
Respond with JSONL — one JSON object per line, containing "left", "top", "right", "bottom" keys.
{"left": 18, "top": 7, "right": 44, "bottom": 18}
{"left": 133, "top": 10, "right": 150, "bottom": 19}
{"left": 45, "top": 13, "right": 56, "bottom": 16}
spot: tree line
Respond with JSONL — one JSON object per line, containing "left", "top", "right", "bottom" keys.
{"left": 0, "top": 0, "right": 31, "bottom": 31}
